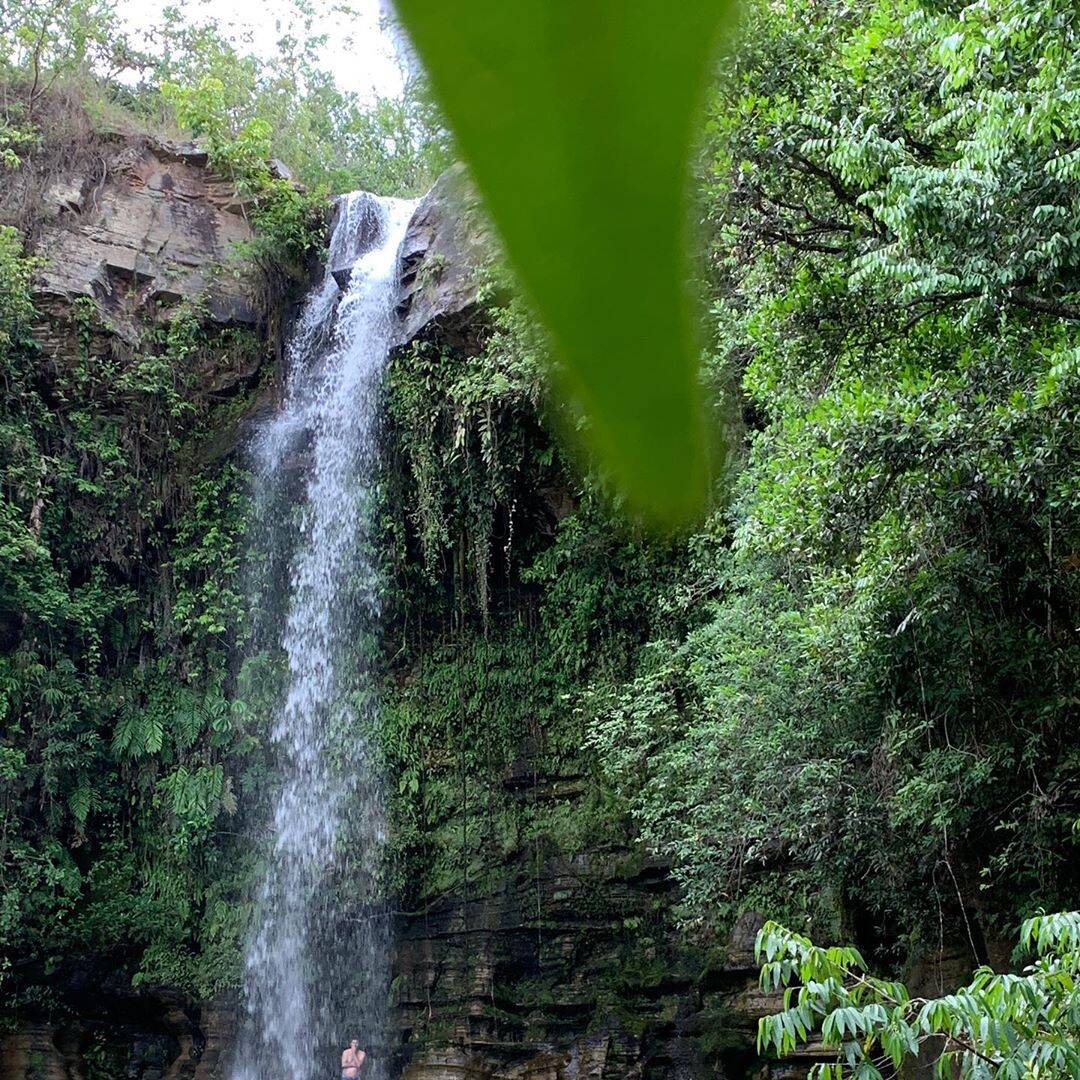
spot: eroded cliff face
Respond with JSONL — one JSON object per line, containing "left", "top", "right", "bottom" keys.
{"left": 393, "top": 164, "right": 490, "bottom": 352}
{"left": 6, "top": 131, "right": 285, "bottom": 467}
{"left": 388, "top": 767, "right": 760, "bottom": 1080}
{"left": 0, "top": 997, "right": 236, "bottom": 1080}
{"left": 7, "top": 129, "right": 284, "bottom": 346}
{"left": 31, "top": 138, "right": 263, "bottom": 333}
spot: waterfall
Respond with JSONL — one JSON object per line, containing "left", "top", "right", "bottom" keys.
{"left": 233, "top": 192, "right": 415, "bottom": 1080}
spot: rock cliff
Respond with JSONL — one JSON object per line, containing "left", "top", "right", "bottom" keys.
{"left": 393, "top": 164, "right": 491, "bottom": 351}
{"left": 384, "top": 753, "right": 784, "bottom": 1080}
{"left": 31, "top": 137, "right": 265, "bottom": 334}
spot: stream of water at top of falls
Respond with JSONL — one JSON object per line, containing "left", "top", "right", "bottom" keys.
{"left": 232, "top": 192, "right": 416, "bottom": 1080}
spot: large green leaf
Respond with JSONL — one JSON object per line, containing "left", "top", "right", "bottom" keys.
{"left": 393, "top": 0, "right": 734, "bottom": 524}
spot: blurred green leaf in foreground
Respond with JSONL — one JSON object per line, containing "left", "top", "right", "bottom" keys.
{"left": 394, "top": 1, "right": 736, "bottom": 525}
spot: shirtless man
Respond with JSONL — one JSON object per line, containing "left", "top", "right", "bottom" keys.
{"left": 341, "top": 1039, "right": 366, "bottom": 1079}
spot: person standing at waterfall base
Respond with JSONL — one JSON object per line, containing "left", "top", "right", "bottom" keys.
{"left": 342, "top": 1039, "right": 366, "bottom": 1079}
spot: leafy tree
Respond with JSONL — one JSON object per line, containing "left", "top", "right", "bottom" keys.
{"left": 0, "top": 0, "right": 133, "bottom": 110}
{"left": 142, "top": 8, "right": 450, "bottom": 196}
{"left": 757, "top": 912, "right": 1080, "bottom": 1078}
{"left": 590, "top": 0, "right": 1080, "bottom": 947}
{"left": 0, "top": 0, "right": 449, "bottom": 197}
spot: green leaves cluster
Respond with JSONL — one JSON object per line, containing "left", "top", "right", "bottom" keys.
{"left": 0, "top": 114, "right": 35, "bottom": 169}
{"left": 384, "top": 285, "right": 551, "bottom": 613}
{"left": 587, "top": 0, "right": 1080, "bottom": 944}
{"left": 143, "top": 7, "right": 450, "bottom": 198}
{"left": 0, "top": 226, "right": 36, "bottom": 347}
{"left": 0, "top": 0, "right": 126, "bottom": 104}
{"left": 757, "top": 912, "right": 1080, "bottom": 1078}
{"left": 0, "top": 230, "right": 263, "bottom": 1006}
{"left": 162, "top": 75, "right": 325, "bottom": 270}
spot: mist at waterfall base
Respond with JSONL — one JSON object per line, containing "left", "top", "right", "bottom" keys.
{"left": 231, "top": 192, "right": 415, "bottom": 1080}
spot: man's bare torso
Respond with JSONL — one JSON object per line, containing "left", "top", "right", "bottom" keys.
{"left": 342, "top": 1046, "right": 365, "bottom": 1078}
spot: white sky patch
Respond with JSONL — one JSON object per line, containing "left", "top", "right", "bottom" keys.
{"left": 113, "top": 0, "right": 409, "bottom": 104}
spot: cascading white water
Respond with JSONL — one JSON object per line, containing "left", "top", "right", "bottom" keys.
{"left": 233, "top": 192, "right": 415, "bottom": 1080}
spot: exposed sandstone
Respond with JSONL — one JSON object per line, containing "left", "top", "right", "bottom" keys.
{"left": 389, "top": 758, "right": 756, "bottom": 1080}
{"left": 393, "top": 164, "right": 492, "bottom": 351}
{"left": 0, "top": 1025, "right": 71, "bottom": 1080}
{"left": 31, "top": 137, "right": 269, "bottom": 348}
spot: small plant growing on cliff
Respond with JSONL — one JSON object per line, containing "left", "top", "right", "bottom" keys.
{"left": 162, "top": 76, "right": 325, "bottom": 269}
{"left": 0, "top": 226, "right": 37, "bottom": 355}
{"left": 0, "top": 116, "right": 36, "bottom": 169}
{"left": 756, "top": 912, "right": 1080, "bottom": 1078}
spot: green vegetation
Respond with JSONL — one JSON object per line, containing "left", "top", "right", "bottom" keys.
{"left": 380, "top": 0, "right": 1080, "bottom": 962}
{"left": 3, "top": 0, "right": 1080, "bottom": 1074}
{"left": 134, "top": 5, "right": 450, "bottom": 197}
{"left": 757, "top": 912, "right": 1080, "bottom": 1078}
{"left": 588, "top": 0, "right": 1080, "bottom": 944}
{"left": 0, "top": 204, "right": 269, "bottom": 1004}
{"left": 161, "top": 74, "right": 326, "bottom": 272}
{"left": 379, "top": 0, "right": 1080, "bottom": 1066}
{"left": 0, "top": 0, "right": 449, "bottom": 198}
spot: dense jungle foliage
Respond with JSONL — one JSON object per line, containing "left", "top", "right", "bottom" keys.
{"left": 595, "top": 0, "right": 1080, "bottom": 946}
{"left": 382, "top": 0, "right": 1080, "bottom": 954}
{"left": 2, "top": 0, "right": 1080, "bottom": 1074}
{"left": 756, "top": 911, "right": 1080, "bottom": 1077}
